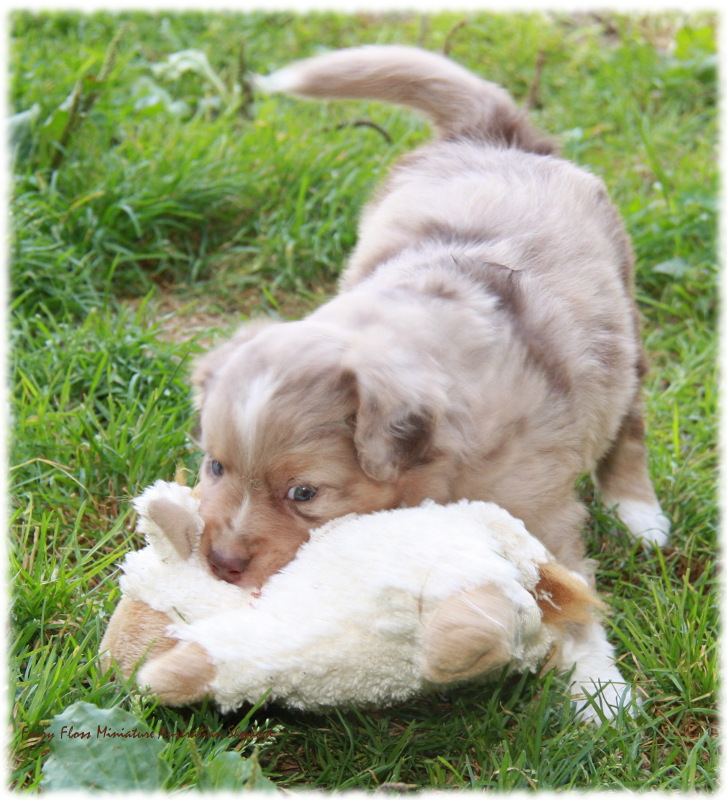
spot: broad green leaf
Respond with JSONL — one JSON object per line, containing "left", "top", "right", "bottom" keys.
{"left": 41, "top": 107, "right": 71, "bottom": 144}
{"left": 652, "top": 257, "right": 691, "bottom": 278}
{"left": 41, "top": 701, "right": 170, "bottom": 791}
{"left": 673, "top": 26, "right": 716, "bottom": 60}
{"left": 198, "top": 749, "right": 276, "bottom": 792}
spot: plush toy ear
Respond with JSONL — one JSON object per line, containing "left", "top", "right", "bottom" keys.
{"left": 146, "top": 498, "right": 202, "bottom": 560}
{"left": 422, "top": 584, "right": 518, "bottom": 684}
{"left": 533, "top": 561, "right": 606, "bottom": 628}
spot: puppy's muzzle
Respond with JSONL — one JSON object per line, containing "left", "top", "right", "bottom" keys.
{"left": 209, "top": 549, "right": 250, "bottom": 585}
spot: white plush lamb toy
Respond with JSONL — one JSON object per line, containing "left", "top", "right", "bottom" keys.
{"left": 100, "top": 481, "right": 630, "bottom": 720}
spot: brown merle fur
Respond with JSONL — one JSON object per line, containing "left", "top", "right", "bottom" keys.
{"left": 193, "top": 46, "right": 666, "bottom": 589}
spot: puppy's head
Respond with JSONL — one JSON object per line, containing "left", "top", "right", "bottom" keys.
{"left": 192, "top": 318, "right": 457, "bottom": 588}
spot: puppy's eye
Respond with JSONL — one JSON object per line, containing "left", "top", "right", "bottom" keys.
{"left": 287, "top": 485, "right": 318, "bottom": 502}
{"left": 209, "top": 459, "right": 224, "bottom": 478}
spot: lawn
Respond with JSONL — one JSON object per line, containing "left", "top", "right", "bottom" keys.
{"left": 8, "top": 9, "right": 718, "bottom": 792}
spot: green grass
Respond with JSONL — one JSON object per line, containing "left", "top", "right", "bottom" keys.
{"left": 8, "top": 9, "right": 718, "bottom": 793}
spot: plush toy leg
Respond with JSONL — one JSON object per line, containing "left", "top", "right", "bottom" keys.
{"left": 422, "top": 584, "right": 517, "bottom": 683}
{"left": 99, "top": 597, "right": 179, "bottom": 679}
{"left": 137, "top": 642, "right": 217, "bottom": 706}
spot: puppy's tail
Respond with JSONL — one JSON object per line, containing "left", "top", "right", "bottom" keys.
{"left": 254, "top": 45, "right": 554, "bottom": 155}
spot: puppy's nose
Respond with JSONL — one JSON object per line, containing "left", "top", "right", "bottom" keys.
{"left": 209, "top": 549, "right": 250, "bottom": 585}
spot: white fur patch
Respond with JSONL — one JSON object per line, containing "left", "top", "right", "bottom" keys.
{"left": 559, "top": 622, "right": 635, "bottom": 723}
{"left": 608, "top": 498, "right": 671, "bottom": 548}
{"left": 252, "top": 67, "right": 301, "bottom": 95}
{"left": 234, "top": 373, "right": 279, "bottom": 462}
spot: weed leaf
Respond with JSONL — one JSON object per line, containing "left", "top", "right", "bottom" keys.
{"left": 652, "top": 257, "right": 691, "bottom": 278}
{"left": 41, "top": 701, "right": 170, "bottom": 791}
{"left": 152, "top": 48, "right": 230, "bottom": 100}
{"left": 198, "top": 749, "right": 276, "bottom": 791}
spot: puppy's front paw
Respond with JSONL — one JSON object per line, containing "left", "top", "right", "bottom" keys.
{"left": 569, "top": 673, "right": 639, "bottom": 724}
{"left": 558, "top": 621, "right": 639, "bottom": 725}
{"left": 138, "top": 641, "right": 216, "bottom": 706}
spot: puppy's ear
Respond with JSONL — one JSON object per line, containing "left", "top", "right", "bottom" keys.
{"left": 355, "top": 398, "right": 436, "bottom": 483}
{"left": 344, "top": 358, "right": 444, "bottom": 483}
{"left": 191, "top": 320, "right": 273, "bottom": 410}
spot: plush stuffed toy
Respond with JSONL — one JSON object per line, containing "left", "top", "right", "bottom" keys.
{"left": 100, "top": 481, "right": 630, "bottom": 720}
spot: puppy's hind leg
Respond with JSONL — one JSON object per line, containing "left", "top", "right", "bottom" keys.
{"left": 595, "top": 403, "right": 670, "bottom": 548}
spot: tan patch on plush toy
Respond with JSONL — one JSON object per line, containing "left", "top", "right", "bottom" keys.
{"left": 137, "top": 642, "right": 216, "bottom": 706}
{"left": 421, "top": 564, "right": 604, "bottom": 684}
{"left": 422, "top": 584, "right": 518, "bottom": 683}
{"left": 99, "top": 597, "right": 178, "bottom": 677}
